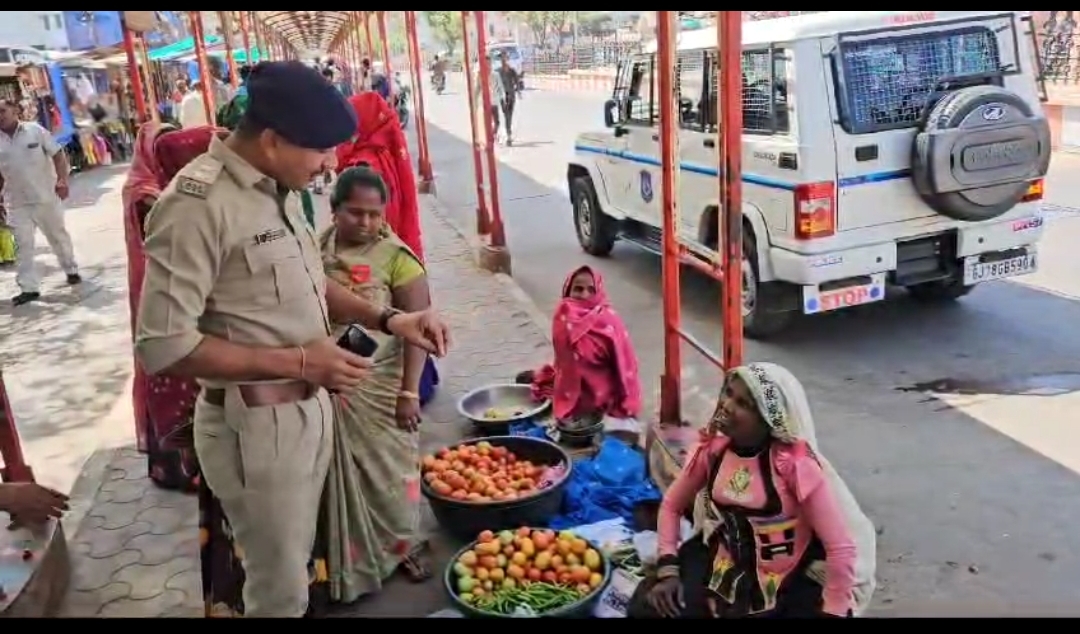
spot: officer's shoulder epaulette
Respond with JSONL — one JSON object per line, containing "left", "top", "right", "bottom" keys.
{"left": 174, "top": 155, "right": 224, "bottom": 200}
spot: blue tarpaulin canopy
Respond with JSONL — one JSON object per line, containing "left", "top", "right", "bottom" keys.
{"left": 148, "top": 35, "right": 222, "bottom": 62}
{"left": 149, "top": 36, "right": 266, "bottom": 64}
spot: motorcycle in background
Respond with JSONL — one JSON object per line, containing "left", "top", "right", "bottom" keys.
{"left": 394, "top": 72, "right": 411, "bottom": 130}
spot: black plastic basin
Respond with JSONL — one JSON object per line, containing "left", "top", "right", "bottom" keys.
{"left": 422, "top": 436, "right": 573, "bottom": 542}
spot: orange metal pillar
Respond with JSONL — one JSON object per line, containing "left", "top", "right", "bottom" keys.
{"left": 239, "top": 11, "right": 253, "bottom": 63}
{"left": 377, "top": 12, "right": 393, "bottom": 77}
{"left": 460, "top": 12, "right": 490, "bottom": 237}
{"left": 718, "top": 12, "right": 744, "bottom": 370}
{"left": 363, "top": 13, "right": 375, "bottom": 63}
{"left": 656, "top": 11, "right": 682, "bottom": 424}
{"left": 405, "top": 11, "right": 434, "bottom": 190}
{"left": 253, "top": 13, "right": 266, "bottom": 62}
{"left": 219, "top": 12, "right": 239, "bottom": 89}
{"left": 189, "top": 11, "right": 216, "bottom": 125}
{"left": 474, "top": 11, "right": 508, "bottom": 255}
{"left": 135, "top": 35, "right": 161, "bottom": 125}
{"left": 0, "top": 372, "right": 34, "bottom": 483}
{"left": 120, "top": 14, "right": 148, "bottom": 123}
{"left": 348, "top": 13, "right": 362, "bottom": 89}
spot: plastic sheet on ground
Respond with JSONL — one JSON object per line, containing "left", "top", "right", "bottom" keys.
{"left": 511, "top": 422, "right": 661, "bottom": 529}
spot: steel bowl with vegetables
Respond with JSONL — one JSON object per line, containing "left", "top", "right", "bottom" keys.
{"left": 445, "top": 527, "right": 612, "bottom": 618}
{"left": 458, "top": 383, "right": 551, "bottom": 434}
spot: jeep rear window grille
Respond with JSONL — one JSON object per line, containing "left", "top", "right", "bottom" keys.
{"left": 837, "top": 26, "right": 1002, "bottom": 134}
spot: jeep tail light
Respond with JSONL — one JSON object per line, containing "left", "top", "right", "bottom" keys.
{"left": 1021, "top": 179, "right": 1044, "bottom": 203}
{"left": 794, "top": 181, "right": 836, "bottom": 240}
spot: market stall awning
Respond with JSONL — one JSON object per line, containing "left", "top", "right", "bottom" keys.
{"left": 257, "top": 11, "right": 353, "bottom": 54}
{"left": 148, "top": 35, "right": 223, "bottom": 62}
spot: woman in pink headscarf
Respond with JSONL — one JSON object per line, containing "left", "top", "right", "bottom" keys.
{"left": 518, "top": 265, "right": 643, "bottom": 443}
{"left": 121, "top": 123, "right": 220, "bottom": 492}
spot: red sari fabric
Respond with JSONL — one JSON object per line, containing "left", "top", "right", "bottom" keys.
{"left": 121, "top": 123, "right": 168, "bottom": 451}
{"left": 532, "top": 266, "right": 642, "bottom": 421}
{"left": 121, "top": 125, "right": 221, "bottom": 488}
{"left": 335, "top": 93, "right": 424, "bottom": 261}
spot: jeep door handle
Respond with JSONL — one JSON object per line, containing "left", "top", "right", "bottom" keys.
{"left": 651, "top": 133, "right": 660, "bottom": 141}
{"left": 704, "top": 139, "right": 716, "bottom": 148}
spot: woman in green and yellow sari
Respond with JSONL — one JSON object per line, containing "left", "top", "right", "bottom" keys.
{"left": 319, "top": 166, "right": 432, "bottom": 603}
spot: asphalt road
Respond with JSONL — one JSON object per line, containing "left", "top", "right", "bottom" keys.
{"left": 412, "top": 75, "right": 1080, "bottom": 614}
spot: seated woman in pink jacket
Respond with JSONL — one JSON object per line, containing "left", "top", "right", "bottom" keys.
{"left": 629, "top": 362, "right": 877, "bottom": 619}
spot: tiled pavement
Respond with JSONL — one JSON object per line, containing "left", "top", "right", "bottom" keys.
{"left": 60, "top": 196, "right": 552, "bottom": 617}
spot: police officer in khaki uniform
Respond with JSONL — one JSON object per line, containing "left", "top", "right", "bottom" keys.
{"left": 134, "top": 62, "right": 449, "bottom": 618}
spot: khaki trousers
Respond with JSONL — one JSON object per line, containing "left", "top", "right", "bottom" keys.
{"left": 8, "top": 200, "right": 78, "bottom": 293}
{"left": 194, "top": 386, "right": 333, "bottom": 618}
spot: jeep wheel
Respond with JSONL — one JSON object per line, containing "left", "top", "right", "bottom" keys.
{"left": 906, "top": 278, "right": 975, "bottom": 302}
{"left": 571, "top": 176, "right": 616, "bottom": 257}
{"left": 741, "top": 235, "right": 793, "bottom": 339}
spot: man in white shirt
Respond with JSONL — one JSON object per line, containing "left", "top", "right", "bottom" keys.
{"left": 0, "top": 99, "right": 80, "bottom": 306}
{"left": 179, "top": 81, "right": 209, "bottom": 129}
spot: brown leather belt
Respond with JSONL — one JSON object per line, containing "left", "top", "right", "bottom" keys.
{"left": 203, "top": 381, "right": 316, "bottom": 408}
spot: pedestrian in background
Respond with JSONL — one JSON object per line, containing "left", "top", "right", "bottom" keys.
{"left": 179, "top": 81, "right": 209, "bottom": 129}
{"left": 0, "top": 98, "right": 80, "bottom": 306}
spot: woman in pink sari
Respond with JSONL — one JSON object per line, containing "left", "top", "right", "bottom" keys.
{"left": 121, "top": 123, "right": 220, "bottom": 492}
{"left": 518, "top": 265, "right": 643, "bottom": 443}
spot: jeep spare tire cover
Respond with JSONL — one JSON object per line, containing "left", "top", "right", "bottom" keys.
{"left": 912, "top": 85, "right": 1051, "bottom": 222}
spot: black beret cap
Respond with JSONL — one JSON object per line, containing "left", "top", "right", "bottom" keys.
{"left": 245, "top": 61, "right": 357, "bottom": 150}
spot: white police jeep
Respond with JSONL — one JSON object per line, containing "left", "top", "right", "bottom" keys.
{"left": 567, "top": 11, "right": 1051, "bottom": 338}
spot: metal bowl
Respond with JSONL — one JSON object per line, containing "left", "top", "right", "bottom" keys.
{"left": 457, "top": 383, "right": 551, "bottom": 425}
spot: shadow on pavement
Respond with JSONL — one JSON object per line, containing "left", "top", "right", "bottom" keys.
{"left": 0, "top": 166, "right": 136, "bottom": 494}
{"left": 64, "top": 165, "right": 131, "bottom": 212}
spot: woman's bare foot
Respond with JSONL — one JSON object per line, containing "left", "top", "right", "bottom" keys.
{"left": 398, "top": 543, "right": 432, "bottom": 583}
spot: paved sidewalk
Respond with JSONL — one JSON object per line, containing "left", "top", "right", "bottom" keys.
{"left": 61, "top": 195, "right": 551, "bottom": 617}
{"left": 1, "top": 165, "right": 143, "bottom": 497}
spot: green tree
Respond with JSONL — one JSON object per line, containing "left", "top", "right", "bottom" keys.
{"left": 371, "top": 13, "right": 409, "bottom": 57}
{"left": 578, "top": 12, "right": 614, "bottom": 38}
{"left": 423, "top": 11, "right": 462, "bottom": 55}
{"left": 509, "top": 11, "right": 554, "bottom": 49}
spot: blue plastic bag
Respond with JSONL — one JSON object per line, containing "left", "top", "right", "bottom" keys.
{"left": 550, "top": 438, "right": 661, "bottom": 530}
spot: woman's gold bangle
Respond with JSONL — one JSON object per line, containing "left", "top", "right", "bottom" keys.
{"left": 398, "top": 390, "right": 420, "bottom": 400}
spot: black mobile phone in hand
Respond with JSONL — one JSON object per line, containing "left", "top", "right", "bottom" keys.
{"left": 337, "top": 324, "right": 379, "bottom": 358}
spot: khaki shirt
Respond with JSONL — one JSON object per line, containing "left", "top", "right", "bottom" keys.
{"left": 0, "top": 122, "right": 63, "bottom": 208}
{"left": 135, "top": 136, "right": 330, "bottom": 384}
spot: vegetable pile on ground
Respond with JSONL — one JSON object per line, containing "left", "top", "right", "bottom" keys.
{"left": 451, "top": 527, "right": 607, "bottom": 616}
{"left": 422, "top": 441, "right": 566, "bottom": 503}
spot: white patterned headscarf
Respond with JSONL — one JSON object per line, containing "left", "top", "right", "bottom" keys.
{"left": 712, "top": 362, "right": 878, "bottom": 616}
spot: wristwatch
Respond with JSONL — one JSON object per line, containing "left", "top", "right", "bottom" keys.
{"left": 378, "top": 307, "right": 403, "bottom": 336}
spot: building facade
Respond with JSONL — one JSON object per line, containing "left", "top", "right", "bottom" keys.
{"left": 0, "top": 11, "right": 69, "bottom": 50}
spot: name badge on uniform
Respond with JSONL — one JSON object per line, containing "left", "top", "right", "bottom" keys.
{"left": 26, "top": 142, "right": 40, "bottom": 149}
{"left": 350, "top": 264, "right": 371, "bottom": 284}
{"left": 253, "top": 228, "right": 288, "bottom": 245}
{"left": 176, "top": 177, "right": 209, "bottom": 198}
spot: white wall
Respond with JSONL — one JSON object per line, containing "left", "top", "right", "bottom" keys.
{"left": 0, "top": 11, "right": 69, "bottom": 50}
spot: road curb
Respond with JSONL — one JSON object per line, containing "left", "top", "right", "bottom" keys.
{"left": 420, "top": 194, "right": 553, "bottom": 344}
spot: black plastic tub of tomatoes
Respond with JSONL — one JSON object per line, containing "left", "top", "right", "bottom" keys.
{"left": 444, "top": 527, "right": 613, "bottom": 618}
{"left": 420, "top": 437, "right": 573, "bottom": 541}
